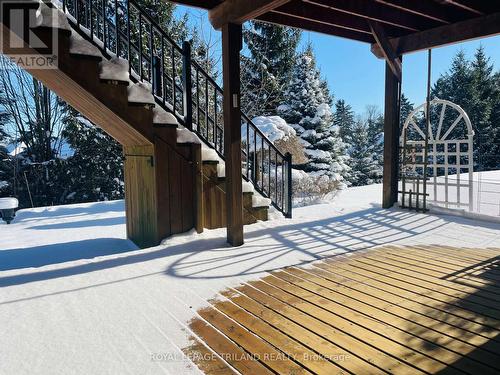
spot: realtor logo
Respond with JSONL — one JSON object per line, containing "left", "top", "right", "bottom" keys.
{"left": 0, "top": 1, "right": 59, "bottom": 69}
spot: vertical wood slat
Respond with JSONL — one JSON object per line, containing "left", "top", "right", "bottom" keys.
{"left": 382, "top": 61, "right": 402, "bottom": 208}
{"left": 222, "top": 22, "right": 244, "bottom": 246}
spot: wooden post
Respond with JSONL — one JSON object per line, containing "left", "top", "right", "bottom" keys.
{"left": 382, "top": 61, "right": 401, "bottom": 208}
{"left": 222, "top": 22, "right": 244, "bottom": 246}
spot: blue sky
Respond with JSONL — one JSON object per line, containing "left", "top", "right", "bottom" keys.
{"left": 176, "top": 6, "right": 500, "bottom": 115}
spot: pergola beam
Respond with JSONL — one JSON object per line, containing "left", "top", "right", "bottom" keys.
{"left": 372, "top": 11, "right": 500, "bottom": 58}
{"left": 369, "top": 21, "right": 402, "bottom": 81}
{"left": 304, "top": 0, "right": 439, "bottom": 31}
{"left": 374, "top": 0, "right": 461, "bottom": 24}
{"left": 209, "top": 0, "right": 291, "bottom": 30}
{"left": 258, "top": 12, "right": 375, "bottom": 43}
{"left": 273, "top": 1, "right": 407, "bottom": 37}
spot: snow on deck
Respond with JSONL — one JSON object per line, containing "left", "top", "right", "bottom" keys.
{"left": 2, "top": 184, "right": 500, "bottom": 374}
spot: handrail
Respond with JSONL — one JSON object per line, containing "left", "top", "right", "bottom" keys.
{"left": 60, "top": 0, "right": 292, "bottom": 217}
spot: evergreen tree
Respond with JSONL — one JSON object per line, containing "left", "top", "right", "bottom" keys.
{"left": 432, "top": 47, "right": 500, "bottom": 170}
{"left": 0, "top": 98, "right": 10, "bottom": 195}
{"left": 278, "top": 46, "right": 348, "bottom": 181}
{"left": 57, "top": 107, "right": 124, "bottom": 203}
{"left": 242, "top": 21, "right": 301, "bottom": 117}
{"left": 399, "top": 93, "right": 414, "bottom": 129}
{"left": 347, "top": 119, "right": 383, "bottom": 186}
{"left": 365, "top": 105, "right": 384, "bottom": 175}
{"left": 333, "top": 99, "right": 355, "bottom": 146}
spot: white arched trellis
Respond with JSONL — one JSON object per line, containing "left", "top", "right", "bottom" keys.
{"left": 401, "top": 98, "right": 474, "bottom": 211}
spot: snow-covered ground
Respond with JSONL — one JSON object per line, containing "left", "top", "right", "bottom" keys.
{"left": 2, "top": 184, "right": 500, "bottom": 374}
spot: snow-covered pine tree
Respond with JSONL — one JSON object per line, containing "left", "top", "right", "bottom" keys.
{"left": 347, "top": 118, "right": 383, "bottom": 186}
{"left": 365, "top": 105, "right": 384, "bottom": 177}
{"left": 241, "top": 21, "right": 301, "bottom": 118}
{"left": 0, "top": 96, "right": 10, "bottom": 195}
{"left": 333, "top": 99, "right": 355, "bottom": 146}
{"left": 278, "top": 46, "right": 348, "bottom": 181}
{"left": 399, "top": 93, "right": 414, "bottom": 129}
{"left": 57, "top": 105, "right": 124, "bottom": 203}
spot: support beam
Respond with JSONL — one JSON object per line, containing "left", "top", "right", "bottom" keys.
{"left": 382, "top": 62, "right": 401, "bottom": 209}
{"left": 374, "top": 0, "right": 462, "bottom": 24}
{"left": 258, "top": 12, "right": 374, "bottom": 43}
{"left": 304, "top": 0, "right": 439, "bottom": 31}
{"left": 210, "top": 0, "right": 290, "bottom": 30}
{"left": 222, "top": 22, "right": 244, "bottom": 246}
{"left": 372, "top": 12, "right": 500, "bottom": 58}
{"left": 369, "top": 21, "right": 402, "bottom": 81}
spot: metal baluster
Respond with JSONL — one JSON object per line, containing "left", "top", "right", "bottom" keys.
{"left": 275, "top": 150, "right": 278, "bottom": 203}
{"left": 196, "top": 69, "right": 200, "bottom": 132}
{"left": 90, "top": 0, "right": 94, "bottom": 40}
{"left": 126, "top": 1, "right": 131, "bottom": 74}
{"left": 205, "top": 77, "right": 209, "bottom": 141}
{"left": 213, "top": 89, "right": 217, "bottom": 146}
{"left": 246, "top": 121, "right": 250, "bottom": 179}
{"left": 253, "top": 129, "right": 257, "bottom": 184}
{"left": 114, "top": 0, "right": 119, "bottom": 56}
{"left": 149, "top": 23, "right": 154, "bottom": 88}
{"left": 76, "top": 0, "right": 80, "bottom": 26}
{"left": 171, "top": 46, "right": 175, "bottom": 113}
{"left": 161, "top": 36, "right": 165, "bottom": 105}
{"left": 182, "top": 41, "right": 192, "bottom": 130}
{"left": 139, "top": 15, "right": 143, "bottom": 79}
{"left": 102, "top": 0, "right": 106, "bottom": 51}
{"left": 285, "top": 152, "right": 292, "bottom": 218}
{"left": 268, "top": 143, "right": 271, "bottom": 196}
{"left": 261, "top": 137, "right": 264, "bottom": 192}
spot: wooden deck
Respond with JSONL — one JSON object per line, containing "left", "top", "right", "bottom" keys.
{"left": 183, "top": 245, "right": 500, "bottom": 374}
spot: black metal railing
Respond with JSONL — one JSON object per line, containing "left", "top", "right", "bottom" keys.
{"left": 61, "top": 0, "right": 292, "bottom": 217}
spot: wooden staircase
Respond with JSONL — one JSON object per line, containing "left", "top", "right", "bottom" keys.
{"left": 0, "top": 2, "right": 270, "bottom": 247}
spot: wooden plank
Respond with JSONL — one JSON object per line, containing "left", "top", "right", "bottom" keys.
{"left": 381, "top": 246, "right": 500, "bottom": 281}
{"left": 371, "top": 12, "right": 500, "bottom": 58}
{"left": 187, "top": 318, "right": 272, "bottom": 374}
{"left": 221, "top": 289, "right": 391, "bottom": 374}
{"left": 373, "top": 0, "right": 466, "bottom": 24}
{"left": 269, "top": 270, "right": 499, "bottom": 375}
{"left": 324, "top": 255, "right": 500, "bottom": 324}
{"left": 305, "top": 0, "right": 438, "bottom": 31}
{"left": 319, "top": 257, "right": 500, "bottom": 332}
{"left": 272, "top": 1, "right": 408, "bottom": 37}
{"left": 198, "top": 307, "right": 308, "bottom": 374}
{"left": 369, "top": 20, "right": 402, "bottom": 81}
{"left": 222, "top": 23, "right": 244, "bottom": 246}
{"left": 307, "top": 263, "right": 500, "bottom": 347}
{"left": 213, "top": 298, "right": 346, "bottom": 374}
{"left": 209, "top": 0, "right": 291, "bottom": 29}
{"left": 382, "top": 62, "right": 401, "bottom": 208}
{"left": 279, "top": 267, "right": 500, "bottom": 368}
{"left": 193, "top": 145, "right": 204, "bottom": 233}
{"left": 182, "top": 335, "right": 238, "bottom": 375}
{"left": 258, "top": 12, "right": 375, "bottom": 43}
{"left": 169, "top": 148, "right": 183, "bottom": 234}
{"left": 368, "top": 249, "right": 500, "bottom": 299}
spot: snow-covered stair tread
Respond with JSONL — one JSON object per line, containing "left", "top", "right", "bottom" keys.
{"left": 252, "top": 194, "right": 272, "bottom": 208}
{"left": 69, "top": 31, "right": 102, "bottom": 58}
{"left": 128, "top": 82, "right": 155, "bottom": 104}
{"left": 154, "top": 107, "right": 179, "bottom": 125}
{"left": 99, "top": 57, "right": 130, "bottom": 82}
{"left": 35, "top": 3, "right": 71, "bottom": 31}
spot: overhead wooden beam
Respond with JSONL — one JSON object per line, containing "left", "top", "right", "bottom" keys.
{"left": 374, "top": 0, "right": 463, "bottom": 24}
{"left": 209, "top": 0, "right": 291, "bottom": 30}
{"left": 273, "top": 1, "right": 407, "bottom": 37}
{"left": 167, "top": 0, "right": 221, "bottom": 10}
{"left": 258, "top": 12, "right": 375, "bottom": 43}
{"left": 369, "top": 21, "right": 402, "bottom": 81}
{"left": 304, "top": 0, "right": 440, "bottom": 31}
{"left": 222, "top": 22, "right": 244, "bottom": 246}
{"left": 371, "top": 11, "right": 500, "bottom": 58}
{"left": 435, "top": 0, "right": 483, "bottom": 15}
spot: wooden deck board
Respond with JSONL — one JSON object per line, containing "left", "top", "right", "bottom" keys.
{"left": 183, "top": 245, "right": 500, "bottom": 374}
